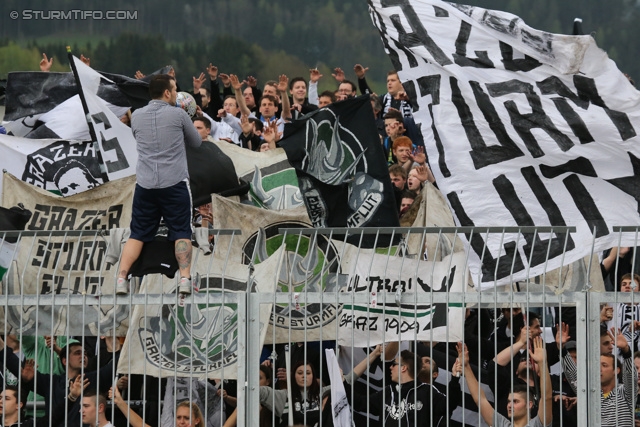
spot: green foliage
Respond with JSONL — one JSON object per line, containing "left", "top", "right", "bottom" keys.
{"left": 0, "top": 43, "right": 66, "bottom": 78}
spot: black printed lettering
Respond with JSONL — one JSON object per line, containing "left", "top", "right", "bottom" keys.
{"left": 454, "top": 21, "right": 494, "bottom": 68}
{"left": 416, "top": 74, "right": 451, "bottom": 177}
{"left": 468, "top": 80, "right": 525, "bottom": 169}
{"left": 487, "top": 79, "right": 574, "bottom": 157}
{"left": 381, "top": 0, "right": 453, "bottom": 66}
{"left": 447, "top": 191, "right": 524, "bottom": 283}
{"left": 573, "top": 75, "right": 636, "bottom": 141}
{"left": 101, "top": 133, "right": 130, "bottom": 173}
{"left": 499, "top": 42, "right": 542, "bottom": 72}
{"left": 606, "top": 152, "right": 640, "bottom": 215}
{"left": 563, "top": 174, "right": 609, "bottom": 238}
{"left": 537, "top": 76, "right": 594, "bottom": 144}
{"left": 494, "top": 170, "right": 575, "bottom": 267}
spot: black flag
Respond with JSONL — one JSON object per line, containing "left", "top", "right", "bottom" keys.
{"left": 279, "top": 95, "right": 400, "bottom": 243}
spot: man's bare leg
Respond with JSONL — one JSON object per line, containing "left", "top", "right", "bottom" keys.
{"left": 115, "top": 238, "right": 144, "bottom": 294}
{"left": 175, "top": 238, "right": 194, "bottom": 294}
{"left": 118, "top": 239, "right": 144, "bottom": 279}
{"left": 175, "top": 238, "right": 192, "bottom": 278}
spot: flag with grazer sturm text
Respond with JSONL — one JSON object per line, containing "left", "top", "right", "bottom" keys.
{"left": 369, "top": 0, "right": 640, "bottom": 288}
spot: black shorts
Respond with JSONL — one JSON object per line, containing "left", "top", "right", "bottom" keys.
{"left": 129, "top": 180, "right": 193, "bottom": 242}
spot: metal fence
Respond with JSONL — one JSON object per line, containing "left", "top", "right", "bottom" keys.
{"left": 0, "top": 226, "right": 638, "bottom": 427}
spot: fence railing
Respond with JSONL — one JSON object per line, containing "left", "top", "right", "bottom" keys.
{"left": 0, "top": 227, "right": 638, "bottom": 427}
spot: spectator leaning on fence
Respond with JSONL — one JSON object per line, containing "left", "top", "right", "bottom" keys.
{"left": 558, "top": 322, "right": 638, "bottom": 426}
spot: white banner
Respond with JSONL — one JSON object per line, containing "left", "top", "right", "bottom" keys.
{"left": 118, "top": 245, "right": 282, "bottom": 379}
{"left": 72, "top": 56, "right": 138, "bottom": 182}
{"left": 369, "top": 0, "right": 640, "bottom": 288}
{"left": 211, "top": 194, "right": 343, "bottom": 344}
{"left": 0, "top": 134, "right": 105, "bottom": 200}
{"left": 338, "top": 251, "right": 467, "bottom": 346}
{"left": 1, "top": 172, "right": 135, "bottom": 335}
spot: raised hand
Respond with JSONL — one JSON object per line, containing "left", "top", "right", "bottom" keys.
{"left": 354, "top": 64, "right": 369, "bottom": 79}
{"left": 240, "top": 114, "right": 252, "bottom": 135}
{"left": 518, "top": 326, "right": 530, "bottom": 345}
{"left": 331, "top": 67, "right": 345, "bottom": 83}
{"left": 309, "top": 68, "right": 323, "bottom": 83}
{"left": 600, "top": 304, "right": 613, "bottom": 323}
{"left": 117, "top": 375, "right": 129, "bottom": 391}
{"left": 206, "top": 63, "right": 218, "bottom": 80}
{"left": 135, "top": 70, "right": 145, "bottom": 80}
{"left": 277, "top": 74, "right": 289, "bottom": 93}
{"left": 410, "top": 146, "right": 426, "bottom": 165}
{"left": 612, "top": 327, "right": 630, "bottom": 352}
{"left": 452, "top": 357, "right": 463, "bottom": 377}
{"left": 555, "top": 322, "right": 571, "bottom": 348}
{"left": 263, "top": 121, "right": 278, "bottom": 149}
{"left": 396, "top": 90, "right": 409, "bottom": 101}
{"left": 193, "top": 72, "right": 206, "bottom": 92}
{"left": 246, "top": 76, "right": 258, "bottom": 87}
{"left": 39, "top": 53, "right": 53, "bottom": 72}
{"left": 219, "top": 73, "right": 231, "bottom": 87}
{"left": 529, "top": 336, "right": 547, "bottom": 365}
{"left": 109, "top": 384, "right": 123, "bottom": 405}
{"left": 22, "top": 359, "right": 35, "bottom": 382}
{"left": 167, "top": 67, "right": 176, "bottom": 78}
{"left": 229, "top": 74, "right": 243, "bottom": 91}
{"left": 80, "top": 54, "right": 90, "bottom": 67}
{"left": 456, "top": 341, "right": 469, "bottom": 367}
{"left": 70, "top": 374, "right": 90, "bottom": 400}
{"left": 413, "top": 165, "right": 429, "bottom": 182}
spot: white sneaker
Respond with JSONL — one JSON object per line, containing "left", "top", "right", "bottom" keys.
{"left": 115, "top": 277, "right": 129, "bottom": 295}
{"left": 178, "top": 277, "right": 192, "bottom": 295}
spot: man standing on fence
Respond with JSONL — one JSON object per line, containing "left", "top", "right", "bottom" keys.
{"left": 115, "top": 74, "right": 202, "bottom": 295}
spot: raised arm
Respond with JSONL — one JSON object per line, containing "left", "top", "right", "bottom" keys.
{"left": 308, "top": 68, "right": 322, "bottom": 105}
{"left": 530, "top": 336, "right": 553, "bottom": 426}
{"left": 111, "top": 383, "right": 151, "bottom": 427}
{"left": 278, "top": 75, "right": 291, "bottom": 121}
{"left": 352, "top": 345, "right": 382, "bottom": 379}
{"left": 494, "top": 326, "right": 529, "bottom": 366}
{"left": 615, "top": 327, "right": 638, "bottom": 411}
{"left": 230, "top": 74, "right": 251, "bottom": 117}
{"left": 459, "top": 341, "right": 495, "bottom": 426}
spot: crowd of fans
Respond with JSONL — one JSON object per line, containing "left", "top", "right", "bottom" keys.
{"left": 0, "top": 56, "right": 637, "bottom": 427}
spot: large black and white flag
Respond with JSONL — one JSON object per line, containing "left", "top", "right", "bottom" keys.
{"left": 369, "top": 0, "right": 640, "bottom": 288}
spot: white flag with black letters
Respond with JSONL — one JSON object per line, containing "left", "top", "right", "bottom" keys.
{"left": 369, "top": 0, "right": 640, "bottom": 288}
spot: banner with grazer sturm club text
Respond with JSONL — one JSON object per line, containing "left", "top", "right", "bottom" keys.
{"left": 1, "top": 172, "right": 135, "bottom": 336}
{"left": 369, "top": 0, "right": 640, "bottom": 288}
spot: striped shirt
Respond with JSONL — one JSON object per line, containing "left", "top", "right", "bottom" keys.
{"left": 562, "top": 348, "right": 636, "bottom": 426}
